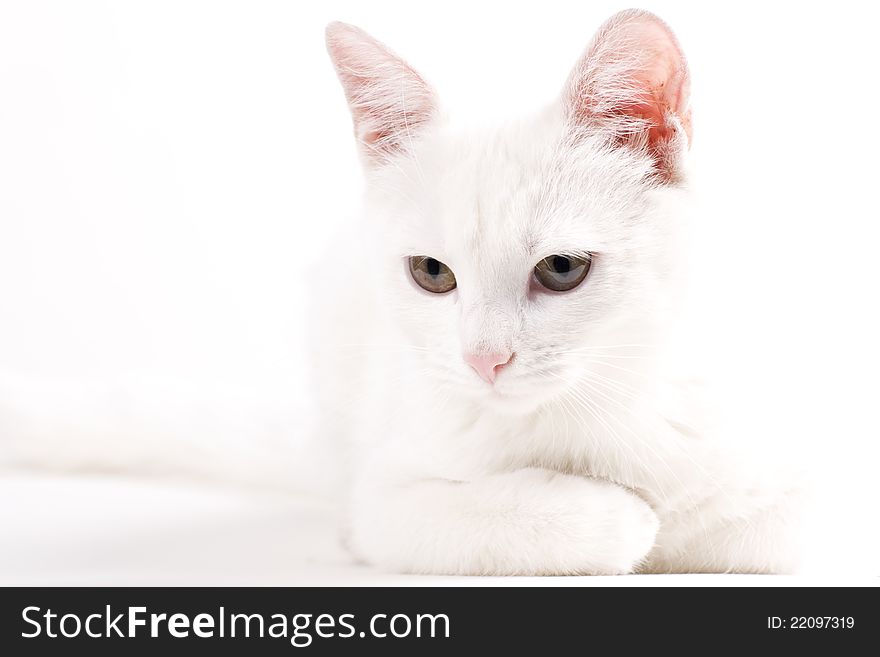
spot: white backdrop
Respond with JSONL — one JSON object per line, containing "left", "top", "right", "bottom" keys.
{"left": 1, "top": 1, "right": 878, "bottom": 579}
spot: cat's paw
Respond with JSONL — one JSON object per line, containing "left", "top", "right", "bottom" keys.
{"left": 347, "top": 468, "right": 660, "bottom": 576}
{"left": 539, "top": 472, "right": 659, "bottom": 575}
{"left": 599, "top": 485, "right": 661, "bottom": 574}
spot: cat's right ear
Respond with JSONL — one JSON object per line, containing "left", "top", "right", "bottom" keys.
{"left": 325, "top": 22, "right": 439, "bottom": 165}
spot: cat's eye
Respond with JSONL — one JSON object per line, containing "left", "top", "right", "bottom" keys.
{"left": 534, "top": 254, "right": 592, "bottom": 292}
{"left": 409, "top": 256, "right": 457, "bottom": 294}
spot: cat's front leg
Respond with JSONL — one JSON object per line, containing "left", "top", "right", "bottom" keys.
{"left": 645, "top": 483, "right": 804, "bottom": 574}
{"left": 347, "top": 467, "right": 659, "bottom": 575}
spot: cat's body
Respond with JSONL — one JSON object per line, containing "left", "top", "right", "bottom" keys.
{"left": 318, "top": 10, "right": 801, "bottom": 575}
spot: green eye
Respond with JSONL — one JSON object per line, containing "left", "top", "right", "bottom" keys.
{"left": 534, "top": 254, "right": 592, "bottom": 292}
{"left": 409, "top": 256, "right": 457, "bottom": 293}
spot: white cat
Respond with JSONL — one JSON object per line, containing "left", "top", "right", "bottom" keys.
{"left": 319, "top": 10, "right": 801, "bottom": 575}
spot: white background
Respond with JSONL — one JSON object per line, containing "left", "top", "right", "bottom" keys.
{"left": 0, "top": 1, "right": 878, "bottom": 582}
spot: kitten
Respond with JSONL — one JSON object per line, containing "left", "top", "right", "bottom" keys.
{"left": 319, "top": 10, "right": 801, "bottom": 575}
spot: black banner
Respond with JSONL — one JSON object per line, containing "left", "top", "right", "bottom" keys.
{"left": 0, "top": 586, "right": 873, "bottom": 654}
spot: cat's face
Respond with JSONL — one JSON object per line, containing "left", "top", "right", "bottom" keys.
{"left": 327, "top": 11, "right": 691, "bottom": 412}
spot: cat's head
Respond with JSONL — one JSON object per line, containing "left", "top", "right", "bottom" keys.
{"left": 326, "top": 10, "right": 691, "bottom": 413}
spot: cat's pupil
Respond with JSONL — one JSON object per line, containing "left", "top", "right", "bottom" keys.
{"left": 426, "top": 258, "right": 441, "bottom": 277}
{"left": 553, "top": 256, "right": 570, "bottom": 274}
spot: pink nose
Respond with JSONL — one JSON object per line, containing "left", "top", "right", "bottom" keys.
{"left": 464, "top": 351, "right": 513, "bottom": 384}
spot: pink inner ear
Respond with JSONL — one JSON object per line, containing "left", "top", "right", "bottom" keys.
{"left": 325, "top": 22, "right": 437, "bottom": 156}
{"left": 566, "top": 11, "right": 692, "bottom": 175}
{"left": 620, "top": 17, "right": 692, "bottom": 147}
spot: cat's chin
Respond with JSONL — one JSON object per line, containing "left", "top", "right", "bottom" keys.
{"left": 466, "top": 383, "right": 563, "bottom": 417}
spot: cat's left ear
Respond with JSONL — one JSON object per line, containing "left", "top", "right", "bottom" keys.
{"left": 563, "top": 10, "right": 692, "bottom": 181}
{"left": 326, "top": 22, "right": 439, "bottom": 165}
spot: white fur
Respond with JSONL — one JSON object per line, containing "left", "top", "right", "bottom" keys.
{"left": 320, "top": 11, "right": 802, "bottom": 575}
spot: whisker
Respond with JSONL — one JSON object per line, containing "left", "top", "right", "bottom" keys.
{"left": 544, "top": 370, "right": 670, "bottom": 506}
